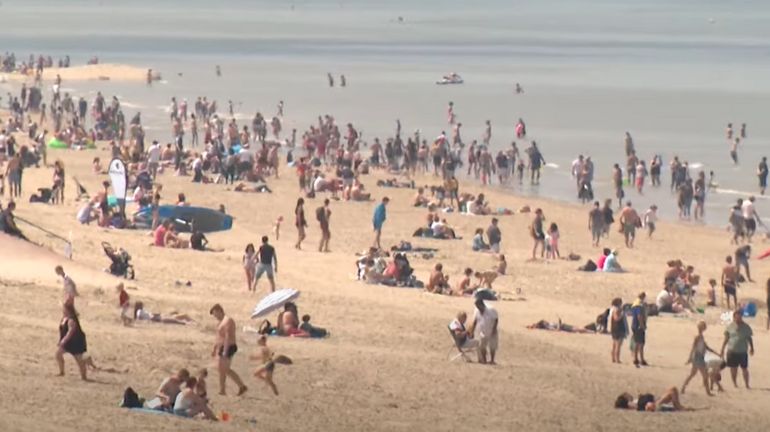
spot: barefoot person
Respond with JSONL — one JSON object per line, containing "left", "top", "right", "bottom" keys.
{"left": 610, "top": 297, "right": 626, "bottom": 363}
{"left": 372, "top": 197, "right": 389, "bottom": 249}
{"left": 294, "top": 198, "right": 307, "bottom": 250}
{"left": 721, "top": 256, "right": 739, "bottom": 309}
{"left": 681, "top": 321, "right": 718, "bottom": 396}
{"left": 720, "top": 309, "right": 754, "bottom": 389}
{"left": 614, "top": 387, "right": 687, "bottom": 411}
{"left": 255, "top": 236, "right": 278, "bottom": 292}
{"left": 530, "top": 208, "right": 546, "bottom": 259}
{"left": 316, "top": 198, "right": 331, "bottom": 252}
{"left": 471, "top": 297, "right": 498, "bottom": 364}
{"left": 55, "top": 265, "right": 78, "bottom": 306}
{"left": 243, "top": 243, "right": 257, "bottom": 292}
{"left": 56, "top": 303, "right": 88, "bottom": 381}
{"left": 251, "top": 336, "right": 290, "bottom": 396}
{"left": 209, "top": 304, "right": 248, "bottom": 396}
{"left": 619, "top": 201, "right": 640, "bottom": 248}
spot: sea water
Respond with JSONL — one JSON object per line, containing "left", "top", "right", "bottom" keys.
{"left": 2, "top": 0, "right": 770, "bottom": 226}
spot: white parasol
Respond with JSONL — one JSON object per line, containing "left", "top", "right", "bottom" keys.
{"left": 251, "top": 288, "right": 300, "bottom": 319}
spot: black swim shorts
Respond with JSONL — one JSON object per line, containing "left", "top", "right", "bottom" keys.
{"left": 219, "top": 344, "right": 238, "bottom": 359}
{"left": 632, "top": 329, "right": 646, "bottom": 345}
{"left": 726, "top": 351, "right": 748, "bottom": 369}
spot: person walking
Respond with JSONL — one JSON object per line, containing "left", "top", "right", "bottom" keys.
{"left": 681, "top": 321, "right": 718, "bottom": 396}
{"left": 209, "top": 304, "right": 248, "bottom": 396}
{"left": 372, "top": 197, "right": 389, "bottom": 250}
{"left": 720, "top": 309, "right": 754, "bottom": 389}
{"left": 56, "top": 303, "right": 89, "bottom": 381}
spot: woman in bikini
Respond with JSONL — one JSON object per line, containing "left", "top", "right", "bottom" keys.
{"left": 681, "top": 321, "right": 718, "bottom": 396}
{"left": 243, "top": 243, "right": 257, "bottom": 292}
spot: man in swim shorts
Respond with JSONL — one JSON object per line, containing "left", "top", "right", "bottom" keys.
{"left": 721, "top": 256, "right": 739, "bottom": 310}
{"left": 210, "top": 304, "right": 247, "bottom": 396}
{"left": 720, "top": 309, "right": 754, "bottom": 389}
{"left": 619, "top": 201, "right": 639, "bottom": 248}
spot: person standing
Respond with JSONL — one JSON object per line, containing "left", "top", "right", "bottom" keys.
{"left": 316, "top": 198, "right": 331, "bottom": 252}
{"left": 472, "top": 298, "right": 498, "bottom": 365}
{"left": 643, "top": 205, "right": 658, "bottom": 239}
{"left": 758, "top": 157, "right": 768, "bottom": 195}
{"left": 294, "top": 198, "right": 307, "bottom": 250}
{"left": 255, "top": 236, "right": 278, "bottom": 292}
{"left": 530, "top": 208, "right": 546, "bottom": 259}
{"left": 612, "top": 164, "right": 624, "bottom": 208}
{"left": 146, "top": 140, "right": 161, "bottom": 180}
{"left": 209, "top": 304, "right": 248, "bottom": 396}
{"left": 630, "top": 293, "right": 648, "bottom": 368}
{"left": 610, "top": 297, "right": 627, "bottom": 364}
{"left": 720, "top": 309, "right": 754, "bottom": 389}
{"left": 486, "top": 218, "right": 502, "bottom": 253}
{"left": 56, "top": 303, "right": 89, "bottom": 381}
{"left": 619, "top": 201, "right": 640, "bottom": 248}
{"left": 721, "top": 256, "right": 739, "bottom": 310}
{"left": 372, "top": 197, "right": 389, "bottom": 249}
{"left": 588, "top": 201, "right": 604, "bottom": 247}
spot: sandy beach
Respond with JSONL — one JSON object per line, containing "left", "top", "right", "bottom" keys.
{"left": 1, "top": 1, "right": 770, "bottom": 429}
{"left": 1, "top": 122, "right": 770, "bottom": 431}
{"left": 2, "top": 64, "right": 148, "bottom": 83}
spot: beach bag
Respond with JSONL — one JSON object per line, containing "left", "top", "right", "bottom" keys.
{"left": 743, "top": 302, "right": 757, "bottom": 317}
{"left": 120, "top": 387, "right": 144, "bottom": 408}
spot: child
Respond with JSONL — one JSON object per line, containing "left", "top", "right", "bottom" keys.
{"left": 299, "top": 314, "right": 328, "bottom": 338}
{"left": 117, "top": 283, "right": 132, "bottom": 326}
{"left": 274, "top": 216, "right": 283, "bottom": 241}
{"left": 251, "top": 336, "right": 292, "bottom": 396}
{"left": 195, "top": 368, "right": 208, "bottom": 401}
{"left": 547, "top": 223, "right": 560, "bottom": 259}
{"left": 495, "top": 254, "right": 507, "bottom": 275}
{"left": 643, "top": 205, "right": 658, "bottom": 238}
{"left": 706, "top": 279, "right": 717, "bottom": 307}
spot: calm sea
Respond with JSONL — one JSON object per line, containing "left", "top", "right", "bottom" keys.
{"left": 2, "top": 0, "right": 770, "bottom": 226}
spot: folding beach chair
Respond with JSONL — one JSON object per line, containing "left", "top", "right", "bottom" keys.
{"left": 73, "top": 177, "right": 89, "bottom": 201}
{"left": 446, "top": 326, "right": 478, "bottom": 363}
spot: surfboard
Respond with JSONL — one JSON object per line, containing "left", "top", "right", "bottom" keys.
{"left": 134, "top": 205, "right": 233, "bottom": 233}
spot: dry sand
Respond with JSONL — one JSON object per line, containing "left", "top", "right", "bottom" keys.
{"left": 2, "top": 64, "right": 148, "bottom": 83}
{"left": 1, "top": 126, "right": 770, "bottom": 432}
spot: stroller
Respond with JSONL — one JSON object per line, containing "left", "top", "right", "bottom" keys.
{"left": 102, "top": 242, "right": 135, "bottom": 279}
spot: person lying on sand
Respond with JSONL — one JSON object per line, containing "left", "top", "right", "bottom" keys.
{"left": 233, "top": 182, "right": 272, "bottom": 193}
{"left": 614, "top": 386, "right": 689, "bottom": 412}
{"left": 134, "top": 301, "right": 194, "bottom": 325}
{"left": 251, "top": 336, "right": 292, "bottom": 396}
{"left": 527, "top": 318, "right": 592, "bottom": 333}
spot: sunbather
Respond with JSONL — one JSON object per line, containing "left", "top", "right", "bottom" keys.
{"left": 134, "top": 302, "right": 193, "bottom": 325}
{"left": 614, "top": 387, "right": 689, "bottom": 412}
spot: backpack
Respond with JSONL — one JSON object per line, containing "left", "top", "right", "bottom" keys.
{"left": 120, "top": 387, "right": 144, "bottom": 409}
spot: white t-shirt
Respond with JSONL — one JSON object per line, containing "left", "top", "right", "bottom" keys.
{"left": 147, "top": 144, "right": 161, "bottom": 163}
{"left": 313, "top": 177, "right": 327, "bottom": 192}
{"left": 742, "top": 200, "right": 755, "bottom": 220}
{"left": 62, "top": 275, "right": 78, "bottom": 300}
{"left": 76, "top": 204, "right": 92, "bottom": 224}
{"left": 431, "top": 221, "right": 445, "bottom": 236}
{"left": 656, "top": 290, "right": 672, "bottom": 309}
{"left": 473, "top": 305, "right": 498, "bottom": 338}
{"left": 449, "top": 318, "right": 465, "bottom": 333}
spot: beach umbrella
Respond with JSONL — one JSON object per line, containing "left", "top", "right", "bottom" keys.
{"left": 251, "top": 288, "right": 300, "bottom": 319}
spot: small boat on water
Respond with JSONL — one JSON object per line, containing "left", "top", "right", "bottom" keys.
{"left": 436, "top": 73, "right": 463, "bottom": 85}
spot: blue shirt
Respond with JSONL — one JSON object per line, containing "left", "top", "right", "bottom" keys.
{"left": 373, "top": 203, "right": 387, "bottom": 229}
